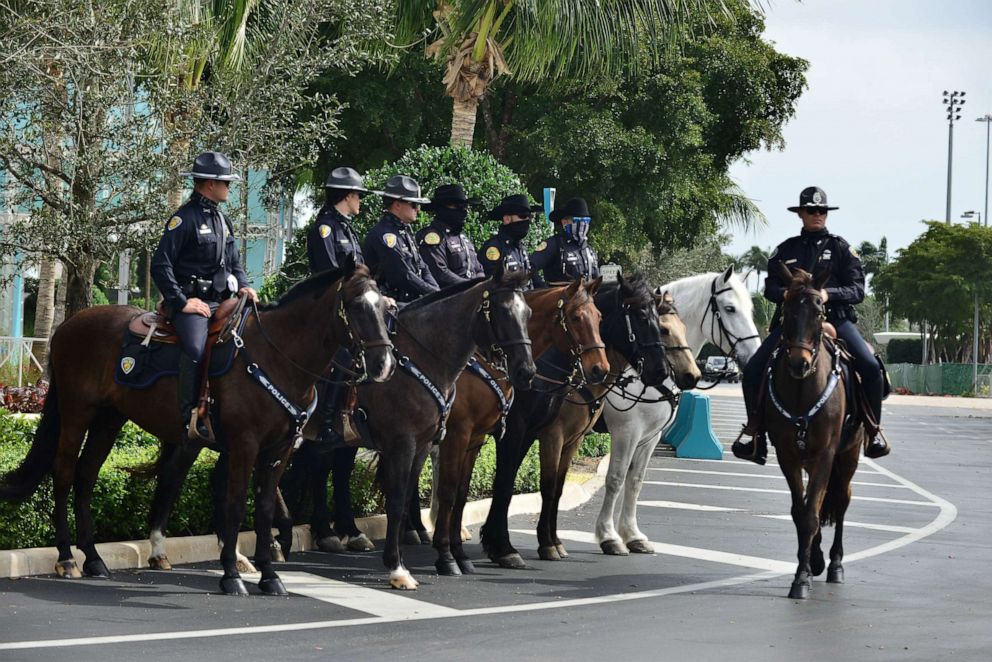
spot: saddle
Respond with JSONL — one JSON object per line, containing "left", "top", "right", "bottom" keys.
{"left": 128, "top": 297, "right": 244, "bottom": 345}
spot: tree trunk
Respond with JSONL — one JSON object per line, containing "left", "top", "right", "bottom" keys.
{"left": 65, "top": 256, "right": 97, "bottom": 320}
{"left": 450, "top": 95, "right": 480, "bottom": 148}
{"left": 32, "top": 258, "right": 58, "bottom": 366}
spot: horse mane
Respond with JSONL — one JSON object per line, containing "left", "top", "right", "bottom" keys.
{"left": 784, "top": 268, "right": 815, "bottom": 301}
{"left": 259, "top": 264, "right": 370, "bottom": 311}
{"left": 595, "top": 273, "right": 652, "bottom": 315}
{"left": 400, "top": 277, "right": 487, "bottom": 313}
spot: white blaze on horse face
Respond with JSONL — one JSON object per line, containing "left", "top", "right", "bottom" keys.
{"left": 509, "top": 292, "right": 528, "bottom": 322}
{"left": 363, "top": 289, "right": 382, "bottom": 307}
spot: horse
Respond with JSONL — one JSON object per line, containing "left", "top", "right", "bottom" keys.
{"left": 0, "top": 259, "right": 395, "bottom": 596}
{"left": 330, "top": 268, "right": 536, "bottom": 589}
{"left": 430, "top": 277, "right": 609, "bottom": 576}
{"left": 596, "top": 267, "right": 761, "bottom": 554}
{"left": 480, "top": 274, "right": 671, "bottom": 569}
{"left": 767, "top": 264, "right": 863, "bottom": 599}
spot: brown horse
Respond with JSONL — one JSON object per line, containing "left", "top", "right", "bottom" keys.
{"left": 431, "top": 278, "right": 609, "bottom": 575}
{"left": 530, "top": 291, "right": 700, "bottom": 560}
{"left": 766, "top": 265, "right": 864, "bottom": 599}
{"left": 0, "top": 260, "right": 394, "bottom": 596}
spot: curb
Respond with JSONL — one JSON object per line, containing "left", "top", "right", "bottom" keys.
{"left": 0, "top": 455, "right": 609, "bottom": 579}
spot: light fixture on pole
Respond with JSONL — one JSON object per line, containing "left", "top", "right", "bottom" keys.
{"left": 961, "top": 210, "right": 982, "bottom": 225}
{"left": 943, "top": 90, "right": 967, "bottom": 223}
{"left": 978, "top": 113, "right": 992, "bottom": 228}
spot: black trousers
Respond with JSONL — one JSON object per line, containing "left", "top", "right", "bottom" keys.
{"left": 172, "top": 301, "right": 220, "bottom": 361}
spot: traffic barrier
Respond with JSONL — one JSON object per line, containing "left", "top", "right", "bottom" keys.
{"left": 662, "top": 392, "right": 723, "bottom": 459}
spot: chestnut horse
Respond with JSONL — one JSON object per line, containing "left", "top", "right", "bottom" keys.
{"left": 431, "top": 277, "right": 609, "bottom": 575}
{"left": 0, "top": 261, "right": 394, "bottom": 596}
{"left": 767, "top": 265, "right": 864, "bottom": 599}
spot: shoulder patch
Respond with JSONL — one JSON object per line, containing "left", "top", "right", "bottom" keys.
{"left": 383, "top": 233, "right": 398, "bottom": 249}
{"left": 424, "top": 231, "right": 441, "bottom": 246}
{"left": 318, "top": 224, "right": 331, "bottom": 239}
{"left": 166, "top": 216, "right": 183, "bottom": 231}
{"left": 485, "top": 246, "right": 501, "bottom": 261}
{"left": 535, "top": 240, "right": 548, "bottom": 252}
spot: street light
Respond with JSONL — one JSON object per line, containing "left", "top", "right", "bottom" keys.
{"left": 978, "top": 113, "right": 992, "bottom": 228}
{"left": 961, "top": 210, "right": 982, "bottom": 225}
{"left": 943, "top": 90, "right": 967, "bottom": 223}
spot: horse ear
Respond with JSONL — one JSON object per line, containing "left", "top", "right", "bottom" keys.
{"left": 722, "top": 264, "right": 734, "bottom": 283}
{"left": 813, "top": 268, "right": 830, "bottom": 291}
{"left": 663, "top": 290, "right": 675, "bottom": 305}
{"left": 777, "top": 261, "right": 794, "bottom": 283}
{"left": 588, "top": 276, "right": 603, "bottom": 295}
{"left": 564, "top": 278, "right": 581, "bottom": 296}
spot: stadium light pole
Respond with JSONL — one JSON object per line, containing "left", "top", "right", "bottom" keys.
{"left": 960, "top": 212, "right": 981, "bottom": 394}
{"left": 978, "top": 113, "right": 992, "bottom": 228}
{"left": 943, "top": 91, "right": 966, "bottom": 223}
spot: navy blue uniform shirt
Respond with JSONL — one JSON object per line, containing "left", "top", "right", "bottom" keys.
{"left": 362, "top": 212, "right": 439, "bottom": 302}
{"left": 415, "top": 219, "right": 484, "bottom": 288}
{"left": 307, "top": 206, "right": 364, "bottom": 273}
{"left": 529, "top": 233, "right": 600, "bottom": 284}
{"left": 477, "top": 228, "right": 543, "bottom": 290}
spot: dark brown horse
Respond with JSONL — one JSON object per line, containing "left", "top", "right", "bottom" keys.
{"left": 0, "top": 260, "right": 394, "bottom": 596}
{"left": 766, "top": 265, "right": 864, "bottom": 599}
{"left": 431, "top": 278, "right": 609, "bottom": 575}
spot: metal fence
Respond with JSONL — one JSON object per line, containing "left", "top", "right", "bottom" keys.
{"left": 0, "top": 337, "right": 46, "bottom": 386}
{"left": 886, "top": 362, "right": 992, "bottom": 397}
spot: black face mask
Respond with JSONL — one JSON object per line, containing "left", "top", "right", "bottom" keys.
{"left": 435, "top": 206, "right": 468, "bottom": 230}
{"left": 504, "top": 220, "right": 531, "bottom": 241}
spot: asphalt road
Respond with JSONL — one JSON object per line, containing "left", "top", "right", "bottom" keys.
{"left": 1, "top": 393, "right": 989, "bottom": 662}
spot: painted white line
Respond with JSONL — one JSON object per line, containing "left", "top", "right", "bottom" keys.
{"left": 643, "top": 481, "right": 938, "bottom": 506}
{"left": 646, "top": 467, "right": 905, "bottom": 489}
{"left": 636, "top": 500, "right": 745, "bottom": 512}
{"left": 277, "top": 571, "right": 458, "bottom": 619}
{"left": 755, "top": 515, "right": 917, "bottom": 534}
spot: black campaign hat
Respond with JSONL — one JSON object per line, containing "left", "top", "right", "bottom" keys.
{"left": 325, "top": 167, "right": 370, "bottom": 195}
{"left": 378, "top": 175, "right": 431, "bottom": 204}
{"left": 787, "top": 186, "right": 838, "bottom": 212}
{"left": 486, "top": 194, "right": 544, "bottom": 220}
{"left": 181, "top": 151, "right": 241, "bottom": 181}
{"left": 423, "top": 184, "right": 481, "bottom": 212}
{"left": 549, "top": 197, "right": 591, "bottom": 224}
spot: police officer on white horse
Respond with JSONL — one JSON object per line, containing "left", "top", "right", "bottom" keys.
{"left": 734, "top": 186, "right": 889, "bottom": 464}
{"left": 151, "top": 151, "right": 258, "bottom": 441}
{"left": 530, "top": 197, "right": 600, "bottom": 283}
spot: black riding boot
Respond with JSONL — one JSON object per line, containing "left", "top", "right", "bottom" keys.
{"left": 178, "top": 354, "right": 210, "bottom": 442}
{"left": 864, "top": 385, "right": 890, "bottom": 459}
{"left": 315, "top": 379, "right": 345, "bottom": 447}
{"left": 731, "top": 377, "right": 768, "bottom": 465}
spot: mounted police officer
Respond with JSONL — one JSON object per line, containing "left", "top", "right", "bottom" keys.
{"left": 478, "top": 193, "right": 545, "bottom": 289}
{"left": 307, "top": 167, "right": 369, "bottom": 272}
{"left": 530, "top": 197, "right": 600, "bottom": 283}
{"left": 733, "top": 186, "right": 889, "bottom": 464}
{"left": 416, "top": 184, "right": 484, "bottom": 287}
{"left": 362, "top": 175, "right": 439, "bottom": 302}
{"left": 151, "top": 151, "right": 258, "bottom": 441}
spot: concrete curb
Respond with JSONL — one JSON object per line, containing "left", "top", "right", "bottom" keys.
{"left": 0, "top": 455, "right": 609, "bottom": 579}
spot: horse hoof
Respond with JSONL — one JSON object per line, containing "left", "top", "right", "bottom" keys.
{"left": 554, "top": 544, "right": 568, "bottom": 558}
{"left": 220, "top": 576, "right": 249, "bottom": 596}
{"left": 259, "top": 577, "right": 289, "bottom": 596}
{"left": 460, "top": 527, "right": 472, "bottom": 542}
{"left": 827, "top": 564, "right": 845, "bottom": 584}
{"left": 493, "top": 552, "right": 527, "bottom": 569}
{"left": 600, "top": 540, "right": 629, "bottom": 556}
{"left": 83, "top": 559, "right": 111, "bottom": 578}
{"left": 538, "top": 545, "right": 561, "bottom": 561}
{"left": 788, "top": 582, "right": 810, "bottom": 600}
{"left": 345, "top": 533, "right": 375, "bottom": 552}
{"left": 54, "top": 560, "right": 81, "bottom": 579}
{"left": 626, "top": 539, "right": 655, "bottom": 554}
{"left": 235, "top": 557, "right": 257, "bottom": 574}
{"left": 316, "top": 536, "right": 346, "bottom": 553}
{"left": 435, "top": 558, "right": 462, "bottom": 576}
{"left": 389, "top": 570, "right": 419, "bottom": 590}
{"left": 455, "top": 558, "right": 476, "bottom": 575}
{"left": 271, "top": 544, "right": 286, "bottom": 564}
{"left": 147, "top": 555, "right": 172, "bottom": 571}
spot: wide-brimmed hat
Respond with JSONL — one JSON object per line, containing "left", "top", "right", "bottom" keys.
{"left": 486, "top": 194, "right": 544, "bottom": 220}
{"left": 325, "top": 167, "right": 370, "bottom": 195}
{"left": 549, "top": 197, "right": 591, "bottom": 224}
{"left": 787, "top": 186, "right": 839, "bottom": 212}
{"left": 423, "top": 184, "right": 482, "bottom": 212}
{"left": 181, "top": 151, "right": 241, "bottom": 182}
{"left": 379, "top": 175, "right": 431, "bottom": 204}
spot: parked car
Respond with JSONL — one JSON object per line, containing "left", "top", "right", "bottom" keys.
{"left": 703, "top": 356, "right": 740, "bottom": 383}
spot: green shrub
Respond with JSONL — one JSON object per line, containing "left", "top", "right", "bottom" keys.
{"left": 578, "top": 433, "right": 611, "bottom": 458}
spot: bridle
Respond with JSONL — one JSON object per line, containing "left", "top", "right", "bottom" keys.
{"left": 778, "top": 287, "right": 827, "bottom": 373}
{"left": 530, "top": 291, "right": 606, "bottom": 392}
{"left": 475, "top": 286, "right": 533, "bottom": 376}
{"left": 695, "top": 275, "right": 760, "bottom": 390}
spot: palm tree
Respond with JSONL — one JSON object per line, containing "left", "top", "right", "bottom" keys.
{"left": 395, "top": 1, "right": 728, "bottom": 147}
{"left": 739, "top": 244, "right": 769, "bottom": 292}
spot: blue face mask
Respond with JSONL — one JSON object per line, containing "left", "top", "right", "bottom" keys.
{"left": 565, "top": 217, "right": 591, "bottom": 241}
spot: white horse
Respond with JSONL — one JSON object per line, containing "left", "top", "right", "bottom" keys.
{"left": 595, "top": 266, "right": 762, "bottom": 555}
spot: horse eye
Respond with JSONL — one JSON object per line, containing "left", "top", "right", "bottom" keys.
{"left": 660, "top": 327, "right": 670, "bottom": 336}
{"left": 723, "top": 305, "right": 736, "bottom": 313}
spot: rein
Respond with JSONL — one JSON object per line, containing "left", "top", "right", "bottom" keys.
{"left": 695, "top": 275, "right": 760, "bottom": 391}
{"left": 530, "top": 293, "right": 606, "bottom": 392}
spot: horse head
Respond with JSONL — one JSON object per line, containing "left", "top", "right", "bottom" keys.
{"left": 476, "top": 264, "right": 537, "bottom": 390}
{"left": 600, "top": 273, "right": 669, "bottom": 387}
{"left": 707, "top": 265, "right": 762, "bottom": 367}
{"left": 554, "top": 276, "right": 609, "bottom": 384}
{"left": 654, "top": 290, "right": 701, "bottom": 390}
{"left": 339, "top": 255, "right": 395, "bottom": 383}
{"left": 777, "top": 263, "right": 829, "bottom": 380}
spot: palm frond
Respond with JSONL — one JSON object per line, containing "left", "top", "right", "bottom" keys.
{"left": 716, "top": 181, "right": 766, "bottom": 232}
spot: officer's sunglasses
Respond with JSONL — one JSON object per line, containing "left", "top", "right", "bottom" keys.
{"left": 405, "top": 201, "right": 421, "bottom": 209}
{"left": 805, "top": 207, "right": 829, "bottom": 215}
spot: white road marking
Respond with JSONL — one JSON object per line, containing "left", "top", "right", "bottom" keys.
{"left": 755, "top": 515, "right": 917, "bottom": 534}
{"left": 278, "top": 571, "right": 458, "bottom": 619}
{"left": 643, "top": 480, "right": 939, "bottom": 506}
{"left": 637, "top": 500, "right": 745, "bottom": 512}
{"left": 646, "top": 467, "right": 905, "bottom": 489}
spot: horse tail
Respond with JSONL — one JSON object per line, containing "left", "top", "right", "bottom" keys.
{"left": 819, "top": 463, "right": 846, "bottom": 528}
{"left": 0, "top": 378, "right": 61, "bottom": 501}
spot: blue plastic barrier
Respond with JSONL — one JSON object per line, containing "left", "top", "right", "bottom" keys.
{"left": 662, "top": 392, "right": 723, "bottom": 460}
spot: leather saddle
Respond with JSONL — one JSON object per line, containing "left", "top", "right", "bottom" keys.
{"left": 128, "top": 297, "right": 244, "bottom": 345}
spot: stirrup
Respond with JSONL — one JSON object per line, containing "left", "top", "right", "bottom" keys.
{"left": 186, "top": 408, "right": 216, "bottom": 445}
{"left": 864, "top": 428, "right": 890, "bottom": 459}
{"left": 731, "top": 427, "right": 767, "bottom": 465}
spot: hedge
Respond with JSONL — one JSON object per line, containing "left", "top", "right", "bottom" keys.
{"left": 0, "top": 411, "right": 610, "bottom": 550}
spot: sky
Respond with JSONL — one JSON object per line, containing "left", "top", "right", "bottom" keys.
{"left": 726, "top": 0, "right": 992, "bottom": 273}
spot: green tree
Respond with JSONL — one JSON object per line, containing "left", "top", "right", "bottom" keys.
{"left": 739, "top": 245, "right": 769, "bottom": 291}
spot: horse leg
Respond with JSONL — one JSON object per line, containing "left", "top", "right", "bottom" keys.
{"left": 596, "top": 418, "right": 640, "bottom": 556}
{"left": 786, "top": 452, "right": 833, "bottom": 600}
{"left": 827, "top": 445, "right": 859, "bottom": 583}
{"left": 74, "top": 411, "right": 126, "bottom": 578}
{"left": 252, "top": 448, "right": 290, "bottom": 596}
{"left": 147, "top": 443, "right": 200, "bottom": 570}
{"left": 432, "top": 431, "right": 464, "bottom": 576}
{"left": 381, "top": 440, "right": 418, "bottom": 589}
{"left": 402, "top": 445, "right": 431, "bottom": 545}
{"left": 209, "top": 453, "right": 256, "bottom": 573}
{"left": 549, "top": 433, "right": 584, "bottom": 559}
{"left": 480, "top": 417, "right": 533, "bottom": 569}
{"left": 619, "top": 434, "right": 658, "bottom": 554}
{"left": 536, "top": 427, "right": 563, "bottom": 561}
{"left": 449, "top": 441, "right": 484, "bottom": 574}
{"left": 218, "top": 444, "right": 255, "bottom": 596}
{"left": 272, "top": 487, "right": 293, "bottom": 562}
{"left": 333, "top": 446, "right": 373, "bottom": 552}
{"left": 310, "top": 447, "right": 343, "bottom": 552}
{"left": 52, "top": 417, "right": 90, "bottom": 578}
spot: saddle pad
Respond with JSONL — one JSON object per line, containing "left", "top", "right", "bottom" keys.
{"left": 114, "top": 332, "right": 238, "bottom": 389}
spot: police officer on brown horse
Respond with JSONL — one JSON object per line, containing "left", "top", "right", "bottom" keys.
{"left": 733, "top": 186, "right": 889, "bottom": 464}
{"left": 151, "top": 151, "right": 258, "bottom": 441}
{"left": 478, "top": 194, "right": 545, "bottom": 289}
{"left": 416, "top": 184, "right": 485, "bottom": 287}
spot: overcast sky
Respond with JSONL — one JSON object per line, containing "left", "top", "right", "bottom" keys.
{"left": 727, "top": 0, "right": 992, "bottom": 267}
